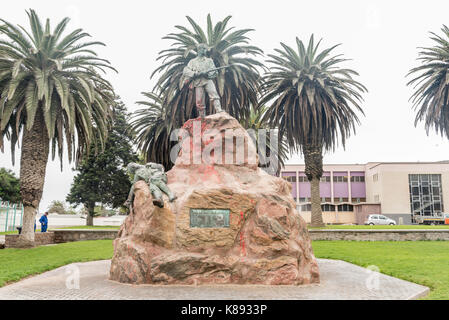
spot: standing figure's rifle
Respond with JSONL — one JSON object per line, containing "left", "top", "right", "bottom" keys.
{"left": 180, "top": 64, "right": 234, "bottom": 89}
{"left": 193, "top": 64, "right": 234, "bottom": 79}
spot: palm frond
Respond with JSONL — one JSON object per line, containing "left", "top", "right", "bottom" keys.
{"left": 407, "top": 25, "right": 449, "bottom": 139}
{"left": 0, "top": 9, "right": 116, "bottom": 166}
{"left": 151, "top": 14, "right": 265, "bottom": 127}
{"left": 260, "top": 35, "right": 366, "bottom": 154}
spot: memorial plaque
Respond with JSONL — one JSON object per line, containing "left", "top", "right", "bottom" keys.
{"left": 190, "top": 209, "right": 230, "bottom": 228}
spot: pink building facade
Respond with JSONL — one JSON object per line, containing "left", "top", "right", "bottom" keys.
{"left": 281, "top": 161, "right": 449, "bottom": 225}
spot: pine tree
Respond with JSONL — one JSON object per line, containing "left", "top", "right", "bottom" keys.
{"left": 0, "top": 168, "right": 21, "bottom": 203}
{"left": 66, "top": 99, "right": 138, "bottom": 225}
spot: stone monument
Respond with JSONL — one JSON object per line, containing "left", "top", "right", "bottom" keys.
{"left": 109, "top": 112, "right": 320, "bottom": 285}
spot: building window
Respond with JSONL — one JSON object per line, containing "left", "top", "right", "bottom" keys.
{"left": 353, "top": 198, "right": 366, "bottom": 203}
{"left": 321, "top": 197, "right": 332, "bottom": 202}
{"left": 350, "top": 176, "right": 365, "bottom": 182}
{"left": 298, "top": 176, "right": 309, "bottom": 182}
{"left": 320, "top": 176, "right": 331, "bottom": 182}
{"left": 335, "top": 197, "right": 349, "bottom": 203}
{"left": 300, "top": 204, "right": 311, "bottom": 211}
{"left": 299, "top": 197, "right": 309, "bottom": 203}
{"left": 321, "top": 204, "right": 336, "bottom": 212}
{"left": 409, "top": 174, "right": 444, "bottom": 219}
{"left": 337, "top": 204, "right": 354, "bottom": 212}
{"left": 282, "top": 175, "right": 296, "bottom": 182}
{"left": 374, "top": 195, "right": 380, "bottom": 202}
{"left": 373, "top": 174, "right": 378, "bottom": 182}
{"left": 333, "top": 176, "right": 348, "bottom": 183}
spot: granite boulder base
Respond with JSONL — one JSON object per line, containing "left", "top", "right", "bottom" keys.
{"left": 109, "top": 112, "right": 319, "bottom": 285}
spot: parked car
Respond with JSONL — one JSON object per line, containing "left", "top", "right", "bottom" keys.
{"left": 364, "top": 214, "right": 396, "bottom": 225}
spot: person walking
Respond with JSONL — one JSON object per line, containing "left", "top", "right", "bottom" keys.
{"left": 39, "top": 212, "right": 49, "bottom": 232}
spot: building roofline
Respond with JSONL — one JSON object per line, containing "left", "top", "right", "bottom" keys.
{"left": 283, "top": 160, "right": 449, "bottom": 169}
{"left": 367, "top": 161, "right": 449, "bottom": 169}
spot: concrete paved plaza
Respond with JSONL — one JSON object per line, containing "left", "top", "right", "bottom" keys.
{"left": 0, "top": 259, "right": 428, "bottom": 300}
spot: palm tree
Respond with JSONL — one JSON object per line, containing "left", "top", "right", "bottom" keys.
{"left": 151, "top": 14, "right": 264, "bottom": 126}
{"left": 407, "top": 25, "right": 449, "bottom": 138}
{"left": 131, "top": 92, "right": 176, "bottom": 170}
{"left": 260, "top": 35, "right": 366, "bottom": 227}
{"left": 0, "top": 10, "right": 115, "bottom": 246}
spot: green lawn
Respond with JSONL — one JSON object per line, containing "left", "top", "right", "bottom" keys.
{"left": 0, "top": 240, "right": 114, "bottom": 287}
{"left": 51, "top": 225, "right": 120, "bottom": 230}
{"left": 0, "top": 225, "right": 120, "bottom": 235}
{"left": 310, "top": 225, "right": 449, "bottom": 230}
{"left": 312, "top": 241, "right": 449, "bottom": 300}
{"left": 0, "top": 229, "right": 43, "bottom": 235}
{"left": 0, "top": 231, "right": 19, "bottom": 235}
{"left": 0, "top": 239, "right": 447, "bottom": 300}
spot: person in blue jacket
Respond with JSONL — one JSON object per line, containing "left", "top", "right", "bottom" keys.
{"left": 39, "top": 212, "right": 48, "bottom": 232}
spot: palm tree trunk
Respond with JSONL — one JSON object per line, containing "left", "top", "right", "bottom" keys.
{"left": 303, "top": 143, "right": 325, "bottom": 227}
{"left": 17, "top": 109, "right": 49, "bottom": 247}
{"left": 310, "top": 177, "right": 324, "bottom": 227}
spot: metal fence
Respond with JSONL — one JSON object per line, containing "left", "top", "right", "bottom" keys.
{"left": 0, "top": 200, "right": 24, "bottom": 232}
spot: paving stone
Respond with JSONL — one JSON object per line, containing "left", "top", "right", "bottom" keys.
{"left": 0, "top": 259, "right": 429, "bottom": 300}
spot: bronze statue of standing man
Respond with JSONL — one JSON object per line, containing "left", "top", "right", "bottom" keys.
{"left": 182, "top": 43, "right": 224, "bottom": 117}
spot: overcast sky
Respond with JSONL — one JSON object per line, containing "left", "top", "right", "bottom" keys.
{"left": 1, "top": 0, "right": 449, "bottom": 211}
